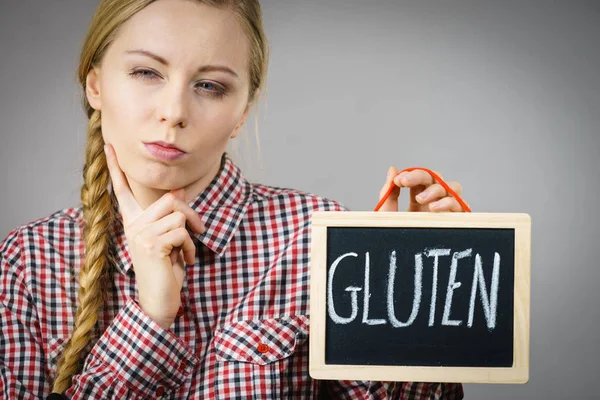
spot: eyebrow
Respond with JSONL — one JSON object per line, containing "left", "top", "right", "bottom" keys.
{"left": 125, "top": 49, "right": 239, "bottom": 78}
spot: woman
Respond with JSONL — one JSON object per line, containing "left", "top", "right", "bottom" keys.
{"left": 0, "top": 0, "right": 466, "bottom": 398}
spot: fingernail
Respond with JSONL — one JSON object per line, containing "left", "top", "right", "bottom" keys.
{"left": 387, "top": 167, "right": 394, "bottom": 179}
{"left": 416, "top": 193, "right": 427, "bottom": 202}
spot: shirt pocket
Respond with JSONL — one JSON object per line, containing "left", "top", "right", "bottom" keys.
{"left": 213, "top": 315, "right": 309, "bottom": 400}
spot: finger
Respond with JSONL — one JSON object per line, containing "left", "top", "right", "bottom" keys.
{"left": 417, "top": 181, "right": 462, "bottom": 204}
{"left": 169, "top": 188, "right": 200, "bottom": 232}
{"left": 171, "top": 188, "right": 186, "bottom": 202}
{"left": 104, "top": 144, "right": 141, "bottom": 219}
{"left": 159, "top": 228, "right": 196, "bottom": 265}
{"left": 378, "top": 166, "right": 400, "bottom": 211}
{"left": 429, "top": 196, "right": 464, "bottom": 212}
{"left": 137, "top": 192, "right": 206, "bottom": 234}
{"left": 394, "top": 169, "right": 441, "bottom": 188}
{"left": 446, "top": 181, "right": 463, "bottom": 196}
{"left": 169, "top": 247, "right": 182, "bottom": 266}
{"left": 415, "top": 183, "right": 447, "bottom": 204}
{"left": 138, "top": 211, "right": 188, "bottom": 239}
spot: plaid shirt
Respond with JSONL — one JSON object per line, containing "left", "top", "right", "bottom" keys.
{"left": 0, "top": 154, "right": 464, "bottom": 399}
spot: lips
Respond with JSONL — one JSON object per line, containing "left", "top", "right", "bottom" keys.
{"left": 148, "top": 141, "right": 185, "bottom": 152}
{"left": 143, "top": 141, "right": 187, "bottom": 162}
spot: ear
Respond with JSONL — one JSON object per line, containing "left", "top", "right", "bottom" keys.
{"left": 85, "top": 67, "right": 102, "bottom": 110}
{"left": 230, "top": 89, "right": 260, "bottom": 139}
{"left": 230, "top": 104, "right": 252, "bottom": 139}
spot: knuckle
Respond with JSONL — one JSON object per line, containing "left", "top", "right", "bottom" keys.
{"left": 451, "top": 181, "right": 463, "bottom": 193}
{"left": 133, "top": 230, "right": 147, "bottom": 243}
{"left": 134, "top": 234, "right": 153, "bottom": 250}
{"left": 174, "top": 211, "right": 186, "bottom": 225}
{"left": 428, "top": 184, "right": 441, "bottom": 194}
{"left": 143, "top": 238, "right": 159, "bottom": 252}
{"left": 163, "top": 192, "right": 175, "bottom": 206}
{"left": 173, "top": 227, "right": 186, "bottom": 238}
{"left": 131, "top": 230, "right": 145, "bottom": 245}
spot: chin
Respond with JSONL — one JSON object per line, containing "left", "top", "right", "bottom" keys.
{"left": 131, "top": 165, "right": 187, "bottom": 191}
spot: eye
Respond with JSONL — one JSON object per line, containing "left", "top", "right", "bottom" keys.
{"left": 195, "top": 81, "right": 227, "bottom": 98}
{"left": 198, "top": 82, "right": 216, "bottom": 91}
{"left": 128, "top": 68, "right": 160, "bottom": 81}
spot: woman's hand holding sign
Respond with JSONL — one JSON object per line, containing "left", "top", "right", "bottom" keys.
{"left": 378, "top": 166, "right": 467, "bottom": 212}
{"left": 104, "top": 144, "right": 206, "bottom": 329}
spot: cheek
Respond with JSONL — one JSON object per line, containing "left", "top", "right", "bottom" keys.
{"left": 193, "top": 100, "right": 246, "bottom": 140}
{"left": 99, "top": 76, "right": 153, "bottom": 144}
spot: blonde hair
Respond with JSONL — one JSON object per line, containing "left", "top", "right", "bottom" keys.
{"left": 52, "top": 0, "right": 269, "bottom": 393}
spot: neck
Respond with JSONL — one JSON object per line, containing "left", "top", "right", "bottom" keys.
{"left": 127, "top": 156, "right": 223, "bottom": 210}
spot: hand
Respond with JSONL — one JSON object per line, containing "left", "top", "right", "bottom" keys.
{"left": 104, "top": 143, "right": 206, "bottom": 329}
{"left": 377, "top": 167, "right": 466, "bottom": 212}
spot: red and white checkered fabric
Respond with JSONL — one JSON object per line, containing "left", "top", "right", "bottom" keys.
{"left": 0, "top": 154, "right": 463, "bottom": 399}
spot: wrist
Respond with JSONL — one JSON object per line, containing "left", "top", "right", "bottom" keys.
{"left": 144, "top": 309, "right": 175, "bottom": 330}
{"left": 138, "top": 299, "right": 177, "bottom": 330}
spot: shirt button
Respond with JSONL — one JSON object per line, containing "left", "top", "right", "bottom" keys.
{"left": 257, "top": 343, "right": 269, "bottom": 354}
{"left": 176, "top": 306, "right": 185, "bottom": 318}
{"left": 155, "top": 386, "right": 165, "bottom": 396}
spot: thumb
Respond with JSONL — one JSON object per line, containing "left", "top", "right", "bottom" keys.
{"left": 378, "top": 166, "right": 401, "bottom": 212}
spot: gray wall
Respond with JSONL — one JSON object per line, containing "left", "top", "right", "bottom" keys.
{"left": 1, "top": 1, "right": 598, "bottom": 399}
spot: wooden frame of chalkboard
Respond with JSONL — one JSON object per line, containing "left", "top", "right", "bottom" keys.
{"left": 309, "top": 212, "right": 530, "bottom": 384}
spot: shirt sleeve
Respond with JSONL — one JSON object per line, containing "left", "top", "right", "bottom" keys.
{"left": 67, "top": 299, "right": 199, "bottom": 399}
{"left": 1, "top": 228, "right": 48, "bottom": 399}
{"left": 0, "top": 228, "right": 199, "bottom": 399}
{"left": 321, "top": 380, "right": 464, "bottom": 399}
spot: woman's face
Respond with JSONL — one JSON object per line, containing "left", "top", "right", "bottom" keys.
{"left": 86, "top": 0, "right": 252, "bottom": 193}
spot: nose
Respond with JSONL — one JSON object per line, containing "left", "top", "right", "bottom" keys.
{"left": 157, "top": 81, "right": 189, "bottom": 129}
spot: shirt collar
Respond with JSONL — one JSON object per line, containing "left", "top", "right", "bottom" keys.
{"left": 109, "top": 153, "right": 252, "bottom": 275}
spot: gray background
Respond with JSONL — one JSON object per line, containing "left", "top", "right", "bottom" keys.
{"left": 1, "top": 1, "right": 598, "bottom": 398}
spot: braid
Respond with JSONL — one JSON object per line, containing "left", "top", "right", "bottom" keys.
{"left": 50, "top": 0, "right": 270, "bottom": 393}
{"left": 52, "top": 110, "right": 114, "bottom": 393}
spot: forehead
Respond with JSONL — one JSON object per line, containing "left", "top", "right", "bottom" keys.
{"left": 109, "top": 0, "right": 249, "bottom": 74}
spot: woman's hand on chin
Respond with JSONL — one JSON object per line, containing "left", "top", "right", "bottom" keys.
{"left": 104, "top": 143, "right": 206, "bottom": 329}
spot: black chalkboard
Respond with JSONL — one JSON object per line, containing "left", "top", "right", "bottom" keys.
{"left": 325, "top": 227, "right": 515, "bottom": 367}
